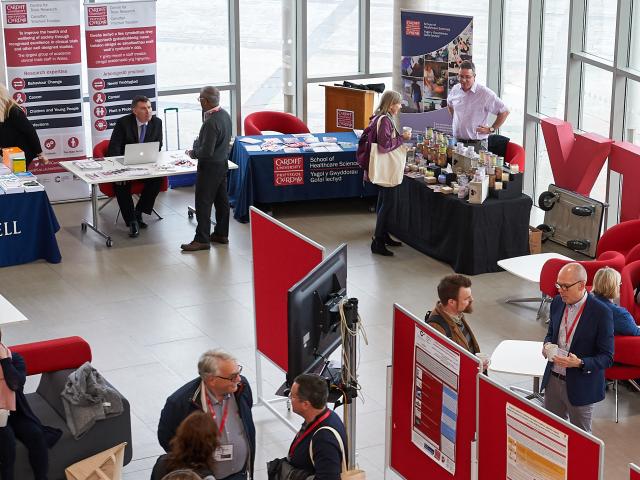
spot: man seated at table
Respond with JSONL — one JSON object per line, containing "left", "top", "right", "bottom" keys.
{"left": 107, "top": 95, "right": 163, "bottom": 238}
{"left": 426, "top": 274, "right": 488, "bottom": 368}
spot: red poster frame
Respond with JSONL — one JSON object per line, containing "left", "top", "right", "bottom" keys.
{"left": 631, "top": 463, "right": 640, "bottom": 479}
{"left": 389, "top": 304, "right": 480, "bottom": 480}
{"left": 478, "top": 375, "right": 604, "bottom": 480}
{"left": 250, "top": 206, "right": 324, "bottom": 372}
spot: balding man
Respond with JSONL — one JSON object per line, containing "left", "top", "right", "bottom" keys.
{"left": 541, "top": 263, "right": 614, "bottom": 432}
{"left": 181, "top": 86, "right": 232, "bottom": 252}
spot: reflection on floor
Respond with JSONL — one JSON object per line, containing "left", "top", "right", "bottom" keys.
{"left": 0, "top": 188, "right": 637, "bottom": 480}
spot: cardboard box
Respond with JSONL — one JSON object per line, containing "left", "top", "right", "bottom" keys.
{"left": 2, "top": 147, "right": 26, "bottom": 173}
{"left": 469, "top": 176, "right": 489, "bottom": 204}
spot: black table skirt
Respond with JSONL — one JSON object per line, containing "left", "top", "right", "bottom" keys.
{"left": 386, "top": 177, "right": 533, "bottom": 275}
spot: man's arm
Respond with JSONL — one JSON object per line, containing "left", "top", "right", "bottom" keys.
{"left": 193, "top": 121, "right": 219, "bottom": 160}
{"left": 311, "top": 430, "right": 344, "bottom": 480}
{"left": 583, "top": 309, "right": 614, "bottom": 372}
{"left": 107, "top": 118, "right": 127, "bottom": 156}
{"left": 157, "top": 397, "right": 179, "bottom": 452}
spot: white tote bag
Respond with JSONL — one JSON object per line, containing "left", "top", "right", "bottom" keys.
{"left": 368, "top": 116, "right": 407, "bottom": 188}
{"left": 310, "top": 426, "right": 366, "bottom": 480}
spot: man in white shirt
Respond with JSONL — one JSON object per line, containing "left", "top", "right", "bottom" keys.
{"left": 446, "top": 61, "right": 509, "bottom": 151}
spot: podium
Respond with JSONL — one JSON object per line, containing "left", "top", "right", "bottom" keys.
{"left": 322, "top": 85, "right": 375, "bottom": 132}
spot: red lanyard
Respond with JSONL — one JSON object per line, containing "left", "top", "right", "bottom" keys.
{"left": 288, "top": 410, "right": 331, "bottom": 457}
{"left": 563, "top": 300, "right": 587, "bottom": 345}
{"left": 205, "top": 391, "right": 229, "bottom": 433}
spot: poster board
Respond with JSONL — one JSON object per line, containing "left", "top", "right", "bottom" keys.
{"left": 390, "top": 304, "right": 479, "bottom": 479}
{"left": 399, "top": 10, "right": 473, "bottom": 134}
{"left": 478, "top": 375, "right": 604, "bottom": 480}
{"left": 250, "top": 206, "right": 324, "bottom": 372}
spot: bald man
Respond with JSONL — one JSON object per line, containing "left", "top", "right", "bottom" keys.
{"left": 541, "top": 263, "right": 614, "bottom": 432}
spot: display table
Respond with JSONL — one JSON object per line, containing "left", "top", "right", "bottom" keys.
{"left": 489, "top": 340, "right": 547, "bottom": 401}
{"left": 228, "top": 132, "right": 377, "bottom": 222}
{"left": 0, "top": 191, "right": 61, "bottom": 268}
{"left": 0, "top": 293, "right": 27, "bottom": 324}
{"left": 386, "top": 176, "right": 533, "bottom": 275}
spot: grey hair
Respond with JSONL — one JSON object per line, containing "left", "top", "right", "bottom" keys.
{"left": 198, "top": 349, "right": 235, "bottom": 380}
{"left": 200, "top": 86, "right": 220, "bottom": 107}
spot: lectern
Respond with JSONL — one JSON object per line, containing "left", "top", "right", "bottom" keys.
{"left": 322, "top": 85, "right": 375, "bottom": 132}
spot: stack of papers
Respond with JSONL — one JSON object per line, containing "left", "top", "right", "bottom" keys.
{"left": 0, "top": 175, "right": 24, "bottom": 194}
{"left": 22, "top": 180, "right": 44, "bottom": 192}
{"left": 239, "top": 137, "right": 262, "bottom": 144}
{"left": 73, "top": 160, "right": 103, "bottom": 170}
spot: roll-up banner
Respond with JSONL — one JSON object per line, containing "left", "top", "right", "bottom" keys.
{"left": 399, "top": 10, "right": 473, "bottom": 134}
{"left": 2, "top": 0, "right": 89, "bottom": 201}
{"left": 84, "top": 0, "right": 157, "bottom": 150}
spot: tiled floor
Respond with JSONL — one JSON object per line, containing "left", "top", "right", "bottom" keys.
{"left": 1, "top": 188, "right": 638, "bottom": 479}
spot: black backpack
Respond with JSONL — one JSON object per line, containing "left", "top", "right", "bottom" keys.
{"left": 424, "top": 311, "right": 452, "bottom": 338}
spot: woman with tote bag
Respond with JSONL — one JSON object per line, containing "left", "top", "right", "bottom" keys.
{"left": 367, "top": 90, "right": 411, "bottom": 256}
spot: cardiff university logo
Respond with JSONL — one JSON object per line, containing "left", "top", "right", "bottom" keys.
{"left": 5, "top": 3, "right": 27, "bottom": 24}
{"left": 405, "top": 20, "right": 421, "bottom": 37}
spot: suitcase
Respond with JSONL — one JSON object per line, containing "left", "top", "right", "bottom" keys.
{"left": 536, "top": 184, "right": 605, "bottom": 258}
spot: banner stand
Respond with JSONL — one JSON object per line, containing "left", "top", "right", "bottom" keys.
{"left": 631, "top": 463, "right": 640, "bottom": 479}
{"left": 253, "top": 350, "right": 297, "bottom": 433}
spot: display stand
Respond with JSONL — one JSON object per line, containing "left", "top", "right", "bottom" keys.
{"left": 322, "top": 85, "right": 375, "bottom": 132}
{"left": 478, "top": 375, "right": 604, "bottom": 480}
{"left": 631, "top": 463, "right": 640, "bottom": 479}
{"left": 386, "top": 304, "right": 480, "bottom": 480}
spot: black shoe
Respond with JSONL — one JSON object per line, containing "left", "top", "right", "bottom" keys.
{"left": 128, "top": 220, "right": 140, "bottom": 238}
{"left": 384, "top": 233, "right": 402, "bottom": 247}
{"left": 371, "top": 237, "right": 393, "bottom": 256}
{"left": 135, "top": 210, "right": 148, "bottom": 229}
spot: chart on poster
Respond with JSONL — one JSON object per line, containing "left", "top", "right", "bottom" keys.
{"left": 506, "top": 403, "right": 568, "bottom": 480}
{"left": 411, "top": 325, "right": 460, "bottom": 474}
{"left": 84, "top": 0, "right": 157, "bottom": 149}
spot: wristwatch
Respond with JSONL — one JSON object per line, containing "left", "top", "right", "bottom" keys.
{"left": 489, "top": 126, "right": 496, "bottom": 133}
{"left": 579, "top": 359, "right": 585, "bottom": 370}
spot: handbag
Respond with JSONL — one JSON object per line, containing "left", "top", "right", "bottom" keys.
{"left": 310, "top": 427, "right": 366, "bottom": 480}
{"left": 266, "top": 457, "right": 314, "bottom": 480}
{"left": 368, "top": 115, "right": 406, "bottom": 188}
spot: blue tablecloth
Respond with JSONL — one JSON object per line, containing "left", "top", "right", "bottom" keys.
{"left": 0, "top": 191, "right": 61, "bottom": 267}
{"left": 228, "top": 132, "right": 377, "bottom": 222}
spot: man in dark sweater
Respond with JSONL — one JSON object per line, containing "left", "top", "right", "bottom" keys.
{"left": 288, "top": 374, "right": 347, "bottom": 480}
{"left": 181, "top": 86, "right": 232, "bottom": 252}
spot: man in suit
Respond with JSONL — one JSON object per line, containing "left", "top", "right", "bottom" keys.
{"left": 107, "top": 95, "right": 163, "bottom": 238}
{"left": 541, "top": 263, "right": 614, "bottom": 432}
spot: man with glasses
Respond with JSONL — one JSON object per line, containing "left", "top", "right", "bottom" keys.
{"left": 287, "top": 374, "right": 347, "bottom": 480}
{"left": 446, "top": 60, "right": 509, "bottom": 151}
{"left": 541, "top": 263, "right": 614, "bottom": 432}
{"left": 158, "top": 350, "right": 255, "bottom": 480}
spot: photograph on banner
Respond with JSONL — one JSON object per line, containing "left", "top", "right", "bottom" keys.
{"left": 399, "top": 10, "right": 473, "bottom": 133}
{"left": 2, "top": 0, "right": 88, "bottom": 200}
{"left": 411, "top": 325, "right": 460, "bottom": 474}
{"left": 506, "top": 403, "right": 568, "bottom": 480}
{"left": 84, "top": 0, "right": 157, "bottom": 149}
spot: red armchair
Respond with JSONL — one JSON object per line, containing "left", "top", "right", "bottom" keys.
{"left": 243, "top": 111, "right": 310, "bottom": 136}
{"left": 93, "top": 140, "right": 167, "bottom": 222}
{"left": 605, "top": 336, "right": 640, "bottom": 422}
{"left": 620, "top": 260, "right": 640, "bottom": 323}
{"left": 596, "top": 219, "right": 640, "bottom": 260}
{"left": 505, "top": 141, "right": 525, "bottom": 172}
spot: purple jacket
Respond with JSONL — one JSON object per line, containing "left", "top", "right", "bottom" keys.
{"left": 370, "top": 114, "right": 404, "bottom": 153}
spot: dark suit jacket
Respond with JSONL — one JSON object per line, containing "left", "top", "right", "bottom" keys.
{"left": 541, "top": 294, "right": 614, "bottom": 406}
{"left": 107, "top": 113, "right": 162, "bottom": 156}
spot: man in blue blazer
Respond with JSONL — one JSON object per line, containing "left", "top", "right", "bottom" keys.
{"left": 541, "top": 263, "right": 614, "bottom": 432}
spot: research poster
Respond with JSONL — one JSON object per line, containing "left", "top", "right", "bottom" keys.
{"left": 411, "top": 325, "right": 460, "bottom": 474}
{"left": 399, "top": 10, "right": 473, "bottom": 133}
{"left": 506, "top": 403, "right": 568, "bottom": 480}
{"left": 84, "top": 0, "right": 157, "bottom": 149}
{"left": 2, "top": 0, "right": 88, "bottom": 200}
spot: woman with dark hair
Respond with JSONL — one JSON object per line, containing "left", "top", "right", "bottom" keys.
{"left": 0, "top": 328, "right": 61, "bottom": 480}
{"left": 151, "top": 411, "right": 219, "bottom": 480}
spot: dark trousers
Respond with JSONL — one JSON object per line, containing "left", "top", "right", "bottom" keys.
{"left": 113, "top": 177, "right": 163, "bottom": 225}
{"left": 374, "top": 185, "right": 396, "bottom": 239}
{"left": 194, "top": 161, "right": 229, "bottom": 243}
{"left": 0, "top": 414, "right": 49, "bottom": 480}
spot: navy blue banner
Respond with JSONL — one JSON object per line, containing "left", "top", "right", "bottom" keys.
{"left": 0, "top": 191, "right": 61, "bottom": 268}
{"left": 401, "top": 11, "right": 473, "bottom": 57}
{"left": 228, "top": 132, "right": 377, "bottom": 222}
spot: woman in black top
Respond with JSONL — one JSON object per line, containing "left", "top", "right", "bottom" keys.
{"left": 0, "top": 84, "right": 47, "bottom": 168}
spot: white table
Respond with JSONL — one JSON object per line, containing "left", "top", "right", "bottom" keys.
{"left": 61, "top": 152, "right": 237, "bottom": 247}
{"left": 0, "top": 293, "right": 27, "bottom": 325}
{"left": 489, "top": 340, "right": 547, "bottom": 401}
{"left": 498, "top": 252, "right": 573, "bottom": 318}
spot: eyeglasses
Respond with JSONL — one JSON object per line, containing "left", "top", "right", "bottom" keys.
{"left": 215, "top": 365, "right": 243, "bottom": 382}
{"left": 555, "top": 281, "right": 583, "bottom": 291}
{"left": 458, "top": 74, "right": 474, "bottom": 80}
{"left": 197, "top": 96, "right": 205, "bottom": 102}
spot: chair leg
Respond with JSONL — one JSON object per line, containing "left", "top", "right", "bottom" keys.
{"left": 98, "top": 196, "right": 114, "bottom": 212}
{"left": 615, "top": 380, "right": 619, "bottom": 423}
{"left": 152, "top": 208, "right": 163, "bottom": 220}
{"left": 115, "top": 209, "right": 121, "bottom": 225}
{"left": 536, "top": 295, "right": 549, "bottom": 322}
{"left": 629, "top": 379, "right": 640, "bottom": 392}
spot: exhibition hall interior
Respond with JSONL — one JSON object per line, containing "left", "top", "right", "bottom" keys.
{"left": 2, "top": 0, "right": 640, "bottom": 479}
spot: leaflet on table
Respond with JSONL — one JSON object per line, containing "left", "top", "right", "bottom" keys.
{"left": 0, "top": 173, "right": 44, "bottom": 193}
{"left": 238, "top": 137, "right": 262, "bottom": 144}
{"left": 506, "top": 403, "right": 568, "bottom": 480}
{"left": 244, "top": 145, "right": 262, "bottom": 152}
{"left": 283, "top": 147, "right": 301, "bottom": 153}
{"left": 411, "top": 325, "right": 460, "bottom": 474}
{"left": 73, "top": 160, "right": 103, "bottom": 170}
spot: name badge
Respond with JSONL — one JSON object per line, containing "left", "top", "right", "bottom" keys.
{"left": 214, "top": 444, "right": 233, "bottom": 462}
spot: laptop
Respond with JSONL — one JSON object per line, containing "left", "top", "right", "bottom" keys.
{"left": 121, "top": 142, "right": 160, "bottom": 165}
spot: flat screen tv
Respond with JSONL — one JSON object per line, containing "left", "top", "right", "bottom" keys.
{"left": 286, "top": 244, "right": 347, "bottom": 386}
